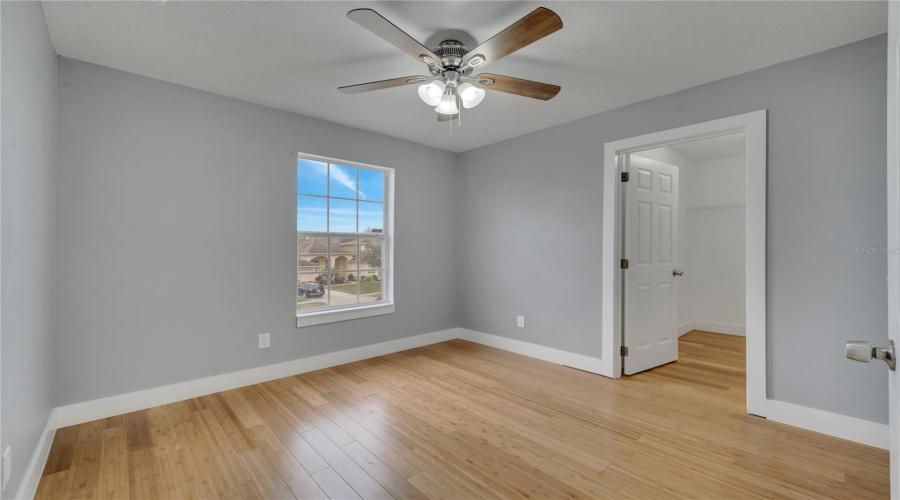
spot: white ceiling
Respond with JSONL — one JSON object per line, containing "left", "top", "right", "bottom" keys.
{"left": 670, "top": 132, "right": 747, "bottom": 162}
{"left": 41, "top": 1, "right": 887, "bottom": 153}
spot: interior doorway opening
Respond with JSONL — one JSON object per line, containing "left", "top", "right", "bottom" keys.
{"left": 601, "top": 111, "right": 767, "bottom": 416}
{"left": 622, "top": 133, "right": 748, "bottom": 375}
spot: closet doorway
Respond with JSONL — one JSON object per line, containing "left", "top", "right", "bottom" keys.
{"left": 601, "top": 111, "right": 767, "bottom": 416}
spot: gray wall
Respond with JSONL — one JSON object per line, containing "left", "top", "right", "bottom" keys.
{"left": 37, "top": 28, "right": 896, "bottom": 428}
{"left": 55, "top": 58, "right": 459, "bottom": 406}
{"left": 458, "top": 35, "right": 888, "bottom": 423}
{"left": 1, "top": 2, "right": 58, "bottom": 497}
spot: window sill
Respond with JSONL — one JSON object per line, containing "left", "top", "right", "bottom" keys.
{"left": 296, "top": 303, "right": 395, "bottom": 328}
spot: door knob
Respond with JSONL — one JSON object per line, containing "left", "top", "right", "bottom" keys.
{"left": 672, "top": 269, "right": 684, "bottom": 277}
{"left": 846, "top": 340, "right": 896, "bottom": 371}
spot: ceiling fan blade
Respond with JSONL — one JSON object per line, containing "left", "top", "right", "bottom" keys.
{"left": 338, "top": 76, "right": 431, "bottom": 94}
{"left": 462, "top": 8, "right": 562, "bottom": 68}
{"left": 347, "top": 9, "right": 442, "bottom": 67}
{"left": 472, "top": 73, "right": 560, "bottom": 101}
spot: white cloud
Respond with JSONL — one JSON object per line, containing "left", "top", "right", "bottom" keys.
{"left": 300, "top": 161, "right": 369, "bottom": 199}
{"left": 330, "top": 165, "right": 366, "bottom": 200}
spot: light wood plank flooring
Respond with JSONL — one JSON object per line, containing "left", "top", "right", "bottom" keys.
{"left": 36, "top": 331, "right": 888, "bottom": 499}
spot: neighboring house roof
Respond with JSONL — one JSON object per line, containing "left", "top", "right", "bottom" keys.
{"left": 298, "top": 238, "right": 327, "bottom": 254}
{"left": 298, "top": 259, "right": 318, "bottom": 267}
{"left": 298, "top": 236, "right": 358, "bottom": 255}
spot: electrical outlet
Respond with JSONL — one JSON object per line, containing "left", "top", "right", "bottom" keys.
{"left": 517, "top": 315, "right": 525, "bottom": 328}
{"left": 258, "top": 333, "right": 271, "bottom": 349}
{"left": 2, "top": 446, "right": 11, "bottom": 491}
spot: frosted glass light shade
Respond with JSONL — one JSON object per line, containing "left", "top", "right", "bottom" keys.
{"left": 435, "top": 93, "right": 459, "bottom": 114}
{"left": 417, "top": 81, "right": 445, "bottom": 106}
{"left": 459, "top": 82, "right": 485, "bottom": 109}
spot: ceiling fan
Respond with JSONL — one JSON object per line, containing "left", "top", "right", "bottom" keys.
{"left": 338, "top": 7, "right": 563, "bottom": 122}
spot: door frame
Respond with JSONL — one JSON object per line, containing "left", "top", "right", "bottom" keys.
{"left": 601, "top": 110, "right": 768, "bottom": 417}
{"left": 885, "top": 1, "right": 898, "bottom": 496}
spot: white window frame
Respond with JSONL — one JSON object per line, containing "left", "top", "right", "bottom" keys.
{"left": 295, "top": 152, "right": 395, "bottom": 328}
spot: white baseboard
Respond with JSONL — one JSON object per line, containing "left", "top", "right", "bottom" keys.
{"left": 38, "top": 325, "right": 886, "bottom": 477}
{"left": 457, "top": 328, "right": 603, "bottom": 375}
{"left": 53, "top": 328, "right": 460, "bottom": 429}
{"left": 455, "top": 330, "right": 886, "bottom": 450}
{"left": 680, "top": 320, "right": 746, "bottom": 337}
{"left": 16, "top": 409, "right": 57, "bottom": 500}
{"left": 766, "top": 399, "right": 888, "bottom": 450}
{"left": 52, "top": 326, "right": 602, "bottom": 430}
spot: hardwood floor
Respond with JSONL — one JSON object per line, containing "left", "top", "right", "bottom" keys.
{"left": 36, "top": 331, "right": 888, "bottom": 499}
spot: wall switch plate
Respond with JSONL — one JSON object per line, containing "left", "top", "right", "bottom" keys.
{"left": 258, "top": 333, "right": 271, "bottom": 349}
{"left": 517, "top": 315, "right": 525, "bottom": 328}
{"left": 2, "top": 446, "right": 11, "bottom": 491}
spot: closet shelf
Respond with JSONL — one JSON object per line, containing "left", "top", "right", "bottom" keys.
{"left": 685, "top": 203, "right": 746, "bottom": 213}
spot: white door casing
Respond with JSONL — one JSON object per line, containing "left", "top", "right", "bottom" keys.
{"left": 602, "top": 110, "right": 766, "bottom": 416}
{"left": 886, "top": 1, "right": 899, "bottom": 497}
{"left": 623, "top": 155, "right": 680, "bottom": 375}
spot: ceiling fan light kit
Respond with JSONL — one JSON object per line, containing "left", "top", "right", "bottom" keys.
{"left": 338, "top": 7, "right": 563, "bottom": 125}
{"left": 417, "top": 80, "right": 445, "bottom": 106}
{"left": 458, "top": 82, "right": 485, "bottom": 109}
{"left": 436, "top": 91, "right": 460, "bottom": 115}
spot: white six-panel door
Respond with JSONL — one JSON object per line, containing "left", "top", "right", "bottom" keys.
{"left": 623, "top": 155, "right": 680, "bottom": 375}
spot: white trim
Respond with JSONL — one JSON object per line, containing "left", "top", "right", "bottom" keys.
{"left": 602, "top": 110, "right": 768, "bottom": 417}
{"left": 458, "top": 328, "right": 603, "bottom": 375}
{"left": 678, "top": 321, "right": 695, "bottom": 336}
{"left": 688, "top": 320, "right": 746, "bottom": 337}
{"left": 296, "top": 303, "right": 394, "bottom": 328}
{"left": 295, "top": 151, "right": 396, "bottom": 327}
{"left": 54, "top": 327, "right": 458, "bottom": 428}
{"left": 51, "top": 327, "right": 604, "bottom": 430}
{"left": 15, "top": 410, "right": 57, "bottom": 500}
{"left": 32, "top": 328, "right": 892, "bottom": 469}
{"left": 886, "top": 2, "right": 900, "bottom": 496}
{"left": 767, "top": 399, "right": 889, "bottom": 450}
{"left": 294, "top": 152, "right": 394, "bottom": 175}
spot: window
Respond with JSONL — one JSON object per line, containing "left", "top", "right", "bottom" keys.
{"left": 296, "top": 154, "right": 393, "bottom": 327}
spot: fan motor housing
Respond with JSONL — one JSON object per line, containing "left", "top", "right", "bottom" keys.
{"left": 434, "top": 40, "right": 469, "bottom": 69}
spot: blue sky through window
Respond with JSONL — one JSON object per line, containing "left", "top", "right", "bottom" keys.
{"left": 297, "top": 159, "right": 327, "bottom": 196}
{"left": 297, "top": 158, "right": 385, "bottom": 232}
{"left": 297, "top": 195, "right": 326, "bottom": 232}
{"left": 358, "top": 169, "right": 384, "bottom": 202}
{"left": 329, "top": 198, "right": 357, "bottom": 232}
{"left": 359, "top": 202, "right": 384, "bottom": 233}
{"left": 329, "top": 164, "right": 358, "bottom": 199}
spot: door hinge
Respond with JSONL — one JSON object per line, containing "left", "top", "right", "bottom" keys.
{"left": 621, "top": 346, "right": 629, "bottom": 357}
{"left": 621, "top": 258, "right": 629, "bottom": 269}
{"left": 621, "top": 172, "right": 630, "bottom": 182}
